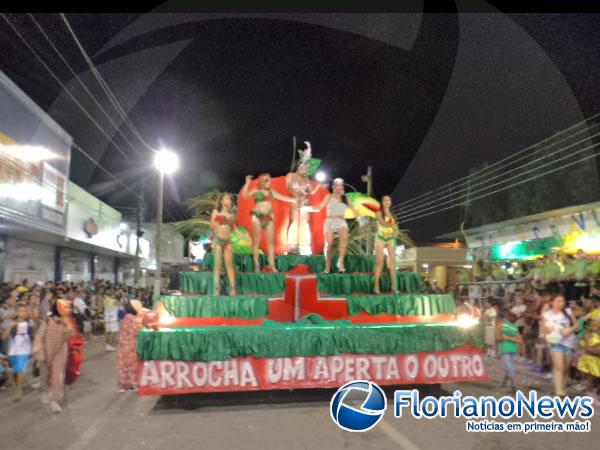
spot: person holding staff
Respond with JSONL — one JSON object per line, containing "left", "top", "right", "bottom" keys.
{"left": 286, "top": 142, "right": 322, "bottom": 255}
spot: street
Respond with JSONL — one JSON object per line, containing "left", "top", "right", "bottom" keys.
{"left": 0, "top": 338, "right": 598, "bottom": 450}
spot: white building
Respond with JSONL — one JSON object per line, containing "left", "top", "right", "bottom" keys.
{"left": 0, "top": 69, "right": 183, "bottom": 286}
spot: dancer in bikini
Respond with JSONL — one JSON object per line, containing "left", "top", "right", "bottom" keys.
{"left": 373, "top": 195, "right": 399, "bottom": 294}
{"left": 210, "top": 193, "right": 237, "bottom": 295}
{"left": 242, "top": 174, "right": 297, "bottom": 272}
{"left": 316, "top": 178, "right": 360, "bottom": 273}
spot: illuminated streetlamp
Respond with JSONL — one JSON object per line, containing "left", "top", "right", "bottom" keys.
{"left": 153, "top": 148, "right": 179, "bottom": 296}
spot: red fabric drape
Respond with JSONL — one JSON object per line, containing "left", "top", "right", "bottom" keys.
{"left": 236, "top": 176, "right": 328, "bottom": 255}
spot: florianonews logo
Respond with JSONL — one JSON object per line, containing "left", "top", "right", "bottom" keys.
{"left": 330, "top": 380, "right": 387, "bottom": 432}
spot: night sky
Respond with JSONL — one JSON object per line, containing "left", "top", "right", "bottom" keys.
{"left": 1, "top": 9, "right": 600, "bottom": 242}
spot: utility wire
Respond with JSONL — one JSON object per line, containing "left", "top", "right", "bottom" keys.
{"left": 60, "top": 13, "right": 157, "bottom": 154}
{"left": 396, "top": 150, "right": 599, "bottom": 224}
{"left": 0, "top": 14, "right": 136, "bottom": 163}
{"left": 395, "top": 113, "right": 600, "bottom": 209}
{"left": 394, "top": 125, "right": 600, "bottom": 216}
{"left": 397, "top": 142, "right": 599, "bottom": 220}
{"left": 28, "top": 13, "right": 144, "bottom": 159}
{"left": 1, "top": 13, "right": 142, "bottom": 199}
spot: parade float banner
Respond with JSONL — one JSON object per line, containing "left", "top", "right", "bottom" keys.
{"left": 138, "top": 345, "right": 486, "bottom": 395}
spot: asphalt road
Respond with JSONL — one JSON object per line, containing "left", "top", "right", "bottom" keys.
{"left": 0, "top": 338, "right": 598, "bottom": 450}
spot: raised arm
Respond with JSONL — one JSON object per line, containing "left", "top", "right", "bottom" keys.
{"left": 272, "top": 190, "right": 298, "bottom": 204}
{"left": 1, "top": 322, "right": 14, "bottom": 339}
{"left": 241, "top": 175, "right": 256, "bottom": 198}
{"left": 310, "top": 182, "right": 323, "bottom": 196}
{"left": 316, "top": 193, "right": 332, "bottom": 211}
{"left": 542, "top": 315, "right": 554, "bottom": 335}
{"left": 496, "top": 322, "right": 520, "bottom": 343}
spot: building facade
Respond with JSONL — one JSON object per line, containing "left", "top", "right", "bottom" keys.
{"left": 0, "top": 69, "right": 184, "bottom": 286}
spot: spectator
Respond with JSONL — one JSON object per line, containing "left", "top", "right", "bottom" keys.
{"left": 0, "top": 291, "right": 18, "bottom": 355}
{"left": 528, "top": 258, "right": 544, "bottom": 290}
{"left": 510, "top": 293, "right": 528, "bottom": 361}
{"left": 72, "top": 287, "right": 87, "bottom": 317}
{"left": 483, "top": 299, "right": 498, "bottom": 358}
{"left": 543, "top": 294, "right": 579, "bottom": 397}
{"left": 40, "top": 289, "right": 54, "bottom": 318}
{"left": 2, "top": 304, "right": 35, "bottom": 401}
{"left": 73, "top": 287, "right": 92, "bottom": 340}
{"left": 529, "top": 290, "right": 552, "bottom": 377}
{"left": 561, "top": 254, "right": 577, "bottom": 301}
{"left": 103, "top": 289, "right": 119, "bottom": 352}
{"left": 497, "top": 311, "right": 522, "bottom": 393}
{"left": 117, "top": 300, "right": 149, "bottom": 392}
{"left": 33, "top": 299, "right": 75, "bottom": 414}
{"left": 577, "top": 318, "right": 600, "bottom": 406}
{"left": 0, "top": 352, "right": 9, "bottom": 390}
{"left": 573, "top": 249, "right": 591, "bottom": 301}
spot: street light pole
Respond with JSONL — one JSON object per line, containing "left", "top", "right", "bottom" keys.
{"left": 134, "top": 179, "right": 144, "bottom": 287}
{"left": 152, "top": 148, "right": 179, "bottom": 297}
{"left": 361, "top": 165, "right": 373, "bottom": 197}
{"left": 154, "top": 170, "right": 164, "bottom": 297}
{"left": 361, "top": 166, "right": 374, "bottom": 255}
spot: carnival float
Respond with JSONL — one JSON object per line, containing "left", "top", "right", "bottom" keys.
{"left": 137, "top": 143, "right": 487, "bottom": 395}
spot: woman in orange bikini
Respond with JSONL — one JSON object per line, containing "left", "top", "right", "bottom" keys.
{"left": 210, "top": 193, "right": 237, "bottom": 295}
{"left": 242, "top": 174, "right": 297, "bottom": 272}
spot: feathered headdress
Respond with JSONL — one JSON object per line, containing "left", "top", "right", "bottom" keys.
{"left": 297, "top": 141, "right": 321, "bottom": 177}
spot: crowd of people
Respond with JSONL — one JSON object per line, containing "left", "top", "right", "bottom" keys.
{"left": 0, "top": 279, "right": 154, "bottom": 413}
{"left": 1, "top": 249, "right": 599, "bottom": 412}
{"left": 478, "top": 250, "right": 600, "bottom": 404}
{"left": 466, "top": 249, "right": 600, "bottom": 290}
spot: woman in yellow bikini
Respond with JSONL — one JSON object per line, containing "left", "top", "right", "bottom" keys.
{"left": 578, "top": 317, "right": 600, "bottom": 406}
{"left": 373, "top": 195, "right": 399, "bottom": 294}
{"left": 210, "top": 193, "right": 237, "bottom": 295}
{"left": 242, "top": 174, "right": 297, "bottom": 272}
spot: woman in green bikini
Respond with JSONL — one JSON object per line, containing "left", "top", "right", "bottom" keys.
{"left": 373, "top": 195, "right": 399, "bottom": 294}
{"left": 210, "top": 193, "right": 237, "bottom": 295}
{"left": 242, "top": 174, "right": 297, "bottom": 272}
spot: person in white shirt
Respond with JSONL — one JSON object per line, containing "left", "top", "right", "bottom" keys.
{"left": 2, "top": 305, "right": 33, "bottom": 401}
{"left": 73, "top": 288, "right": 92, "bottom": 340}
{"left": 543, "top": 294, "right": 579, "bottom": 397}
{"left": 484, "top": 300, "right": 498, "bottom": 358}
{"left": 103, "top": 290, "right": 119, "bottom": 352}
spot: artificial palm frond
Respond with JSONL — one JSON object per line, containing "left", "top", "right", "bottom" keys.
{"left": 345, "top": 216, "right": 415, "bottom": 256}
{"left": 186, "top": 189, "right": 235, "bottom": 216}
{"left": 173, "top": 217, "right": 212, "bottom": 238}
{"left": 176, "top": 189, "right": 236, "bottom": 238}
